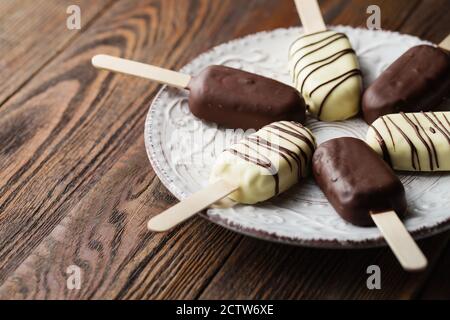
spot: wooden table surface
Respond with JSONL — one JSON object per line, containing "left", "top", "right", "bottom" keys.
{"left": 0, "top": 0, "right": 449, "bottom": 300}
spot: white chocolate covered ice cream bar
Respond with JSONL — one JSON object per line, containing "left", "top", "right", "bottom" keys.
{"left": 366, "top": 112, "right": 450, "bottom": 171}
{"left": 288, "top": 30, "right": 362, "bottom": 121}
{"left": 209, "top": 121, "right": 316, "bottom": 204}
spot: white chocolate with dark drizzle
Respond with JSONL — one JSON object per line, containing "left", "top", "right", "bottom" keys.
{"left": 288, "top": 30, "right": 362, "bottom": 121}
{"left": 366, "top": 112, "right": 450, "bottom": 171}
{"left": 209, "top": 121, "right": 316, "bottom": 204}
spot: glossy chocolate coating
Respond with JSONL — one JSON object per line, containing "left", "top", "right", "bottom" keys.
{"left": 362, "top": 45, "right": 450, "bottom": 124}
{"left": 188, "top": 65, "right": 306, "bottom": 129}
{"left": 312, "top": 137, "right": 407, "bottom": 227}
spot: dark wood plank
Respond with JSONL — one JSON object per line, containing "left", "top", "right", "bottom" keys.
{"left": 318, "top": 0, "right": 422, "bottom": 31}
{"left": 398, "top": 0, "right": 450, "bottom": 43}
{"left": 0, "top": 139, "right": 240, "bottom": 299}
{"left": 200, "top": 233, "right": 449, "bottom": 299}
{"left": 0, "top": 0, "right": 204, "bottom": 285}
{"left": 199, "top": 0, "right": 450, "bottom": 300}
{"left": 0, "top": 0, "right": 114, "bottom": 106}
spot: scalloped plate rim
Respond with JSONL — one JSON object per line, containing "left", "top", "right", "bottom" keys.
{"left": 144, "top": 26, "right": 450, "bottom": 248}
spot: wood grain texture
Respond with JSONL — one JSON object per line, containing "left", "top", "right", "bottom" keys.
{"left": 398, "top": 0, "right": 450, "bottom": 43}
{"left": 0, "top": 139, "right": 240, "bottom": 299}
{"left": 0, "top": 0, "right": 449, "bottom": 300}
{"left": 0, "top": 0, "right": 113, "bottom": 106}
{"left": 199, "top": 233, "right": 449, "bottom": 300}
{"left": 319, "top": 0, "right": 421, "bottom": 30}
{"left": 0, "top": 0, "right": 243, "bottom": 285}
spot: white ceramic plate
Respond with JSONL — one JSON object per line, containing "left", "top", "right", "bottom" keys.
{"left": 144, "top": 26, "right": 450, "bottom": 248}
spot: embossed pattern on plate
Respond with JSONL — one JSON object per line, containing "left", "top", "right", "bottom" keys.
{"left": 145, "top": 27, "right": 450, "bottom": 248}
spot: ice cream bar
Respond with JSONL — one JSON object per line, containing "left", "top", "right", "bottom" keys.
{"left": 312, "top": 137, "right": 407, "bottom": 227}
{"left": 210, "top": 121, "right": 316, "bottom": 204}
{"left": 92, "top": 55, "right": 306, "bottom": 130}
{"left": 289, "top": 0, "right": 362, "bottom": 121}
{"left": 312, "top": 137, "right": 427, "bottom": 270}
{"left": 363, "top": 45, "right": 450, "bottom": 124}
{"left": 188, "top": 66, "right": 306, "bottom": 129}
{"left": 148, "top": 121, "right": 316, "bottom": 232}
{"left": 288, "top": 30, "right": 362, "bottom": 121}
{"left": 366, "top": 112, "right": 450, "bottom": 171}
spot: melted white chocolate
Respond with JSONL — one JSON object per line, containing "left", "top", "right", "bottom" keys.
{"left": 288, "top": 30, "right": 362, "bottom": 121}
{"left": 366, "top": 112, "right": 450, "bottom": 171}
{"left": 209, "top": 121, "right": 316, "bottom": 204}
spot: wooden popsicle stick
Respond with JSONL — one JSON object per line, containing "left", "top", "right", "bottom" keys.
{"left": 293, "top": 0, "right": 327, "bottom": 34}
{"left": 438, "top": 34, "right": 450, "bottom": 51}
{"left": 371, "top": 211, "right": 428, "bottom": 272}
{"left": 147, "top": 180, "right": 239, "bottom": 232}
{"left": 91, "top": 54, "right": 191, "bottom": 89}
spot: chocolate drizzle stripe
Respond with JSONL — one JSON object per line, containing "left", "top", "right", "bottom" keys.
{"left": 228, "top": 145, "right": 280, "bottom": 195}
{"left": 264, "top": 123, "right": 311, "bottom": 164}
{"left": 298, "top": 49, "right": 355, "bottom": 91}
{"left": 422, "top": 112, "right": 450, "bottom": 144}
{"left": 291, "top": 35, "right": 347, "bottom": 77}
{"left": 401, "top": 112, "right": 434, "bottom": 170}
{"left": 287, "top": 121, "right": 316, "bottom": 143}
{"left": 262, "top": 127, "right": 309, "bottom": 171}
{"left": 280, "top": 122, "right": 316, "bottom": 156}
{"left": 431, "top": 112, "right": 450, "bottom": 140}
{"left": 310, "top": 69, "right": 361, "bottom": 96}
{"left": 316, "top": 70, "right": 362, "bottom": 118}
{"left": 297, "top": 49, "right": 355, "bottom": 75}
{"left": 248, "top": 136, "right": 304, "bottom": 178}
{"left": 288, "top": 30, "right": 332, "bottom": 53}
{"left": 278, "top": 121, "right": 313, "bottom": 140}
{"left": 296, "top": 33, "right": 345, "bottom": 51}
{"left": 247, "top": 136, "right": 293, "bottom": 171}
{"left": 226, "top": 122, "right": 316, "bottom": 193}
{"left": 241, "top": 141, "right": 278, "bottom": 174}
{"left": 228, "top": 146, "right": 271, "bottom": 168}
{"left": 412, "top": 113, "right": 439, "bottom": 169}
{"left": 443, "top": 113, "right": 450, "bottom": 128}
{"left": 370, "top": 125, "right": 392, "bottom": 166}
{"left": 295, "top": 49, "right": 355, "bottom": 87}
{"left": 268, "top": 123, "right": 315, "bottom": 153}
{"left": 386, "top": 116, "right": 420, "bottom": 170}
{"left": 381, "top": 117, "right": 395, "bottom": 150}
